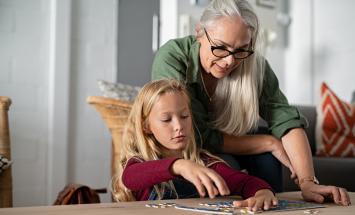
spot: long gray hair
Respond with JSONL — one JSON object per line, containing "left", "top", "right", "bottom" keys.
{"left": 197, "top": 0, "right": 265, "bottom": 136}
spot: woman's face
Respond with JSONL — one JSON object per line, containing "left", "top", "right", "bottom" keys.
{"left": 197, "top": 16, "right": 252, "bottom": 79}
{"left": 146, "top": 91, "right": 192, "bottom": 157}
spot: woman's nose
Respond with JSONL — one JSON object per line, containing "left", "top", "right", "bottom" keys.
{"left": 223, "top": 54, "right": 235, "bottom": 66}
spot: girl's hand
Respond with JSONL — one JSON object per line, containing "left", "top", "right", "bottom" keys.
{"left": 233, "top": 189, "right": 277, "bottom": 212}
{"left": 171, "top": 159, "right": 230, "bottom": 198}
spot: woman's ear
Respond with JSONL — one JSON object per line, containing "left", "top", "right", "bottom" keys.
{"left": 195, "top": 23, "right": 202, "bottom": 39}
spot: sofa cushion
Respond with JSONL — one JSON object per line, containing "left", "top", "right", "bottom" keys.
{"left": 316, "top": 82, "right": 355, "bottom": 157}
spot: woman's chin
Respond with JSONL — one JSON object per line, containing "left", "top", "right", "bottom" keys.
{"left": 212, "top": 69, "right": 230, "bottom": 79}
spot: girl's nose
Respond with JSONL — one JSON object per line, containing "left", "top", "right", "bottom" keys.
{"left": 174, "top": 119, "right": 183, "bottom": 131}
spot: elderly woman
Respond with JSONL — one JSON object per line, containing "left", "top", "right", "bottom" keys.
{"left": 151, "top": 0, "right": 350, "bottom": 206}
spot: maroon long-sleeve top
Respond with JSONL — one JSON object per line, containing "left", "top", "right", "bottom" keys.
{"left": 122, "top": 154, "right": 273, "bottom": 201}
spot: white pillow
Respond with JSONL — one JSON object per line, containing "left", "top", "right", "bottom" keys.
{"left": 97, "top": 80, "right": 141, "bottom": 102}
{"left": 0, "top": 155, "right": 12, "bottom": 174}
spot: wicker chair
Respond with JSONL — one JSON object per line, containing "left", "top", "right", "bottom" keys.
{"left": 0, "top": 96, "right": 12, "bottom": 208}
{"left": 87, "top": 96, "right": 132, "bottom": 181}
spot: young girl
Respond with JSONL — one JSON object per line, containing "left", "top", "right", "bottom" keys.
{"left": 112, "top": 79, "right": 277, "bottom": 212}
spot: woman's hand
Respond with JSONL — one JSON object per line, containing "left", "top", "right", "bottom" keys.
{"left": 233, "top": 189, "right": 277, "bottom": 212}
{"left": 300, "top": 182, "right": 351, "bottom": 206}
{"left": 171, "top": 159, "right": 230, "bottom": 198}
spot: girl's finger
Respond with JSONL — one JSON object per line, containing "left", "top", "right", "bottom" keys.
{"left": 252, "top": 199, "right": 263, "bottom": 212}
{"left": 263, "top": 199, "right": 271, "bottom": 210}
{"left": 206, "top": 170, "right": 230, "bottom": 196}
{"left": 247, "top": 198, "right": 256, "bottom": 211}
{"left": 233, "top": 199, "right": 248, "bottom": 208}
{"left": 272, "top": 197, "right": 278, "bottom": 206}
{"left": 199, "top": 173, "right": 217, "bottom": 198}
{"left": 191, "top": 178, "right": 205, "bottom": 197}
{"left": 212, "top": 186, "right": 219, "bottom": 197}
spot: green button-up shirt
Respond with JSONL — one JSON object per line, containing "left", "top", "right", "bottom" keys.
{"left": 152, "top": 36, "right": 306, "bottom": 153}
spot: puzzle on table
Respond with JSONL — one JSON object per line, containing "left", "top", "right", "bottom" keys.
{"left": 196, "top": 200, "right": 325, "bottom": 214}
{"left": 145, "top": 199, "right": 325, "bottom": 214}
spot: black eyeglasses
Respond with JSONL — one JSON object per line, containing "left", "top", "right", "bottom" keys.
{"left": 204, "top": 28, "right": 254, "bottom": 59}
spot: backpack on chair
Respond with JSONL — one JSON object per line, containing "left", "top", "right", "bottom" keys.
{"left": 54, "top": 183, "right": 106, "bottom": 205}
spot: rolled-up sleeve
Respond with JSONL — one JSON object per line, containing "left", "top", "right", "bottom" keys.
{"left": 259, "top": 61, "right": 307, "bottom": 138}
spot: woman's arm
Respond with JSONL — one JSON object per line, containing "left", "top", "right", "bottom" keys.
{"left": 223, "top": 134, "right": 275, "bottom": 155}
{"left": 223, "top": 133, "right": 295, "bottom": 176}
{"left": 281, "top": 128, "right": 314, "bottom": 184}
{"left": 282, "top": 128, "right": 351, "bottom": 206}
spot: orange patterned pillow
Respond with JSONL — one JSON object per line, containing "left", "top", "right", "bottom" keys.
{"left": 316, "top": 83, "right": 355, "bottom": 157}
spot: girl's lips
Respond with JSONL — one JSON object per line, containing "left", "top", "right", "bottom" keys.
{"left": 173, "top": 135, "right": 185, "bottom": 138}
{"left": 173, "top": 135, "right": 186, "bottom": 141}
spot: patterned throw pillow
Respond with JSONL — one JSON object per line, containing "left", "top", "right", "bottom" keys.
{"left": 97, "top": 80, "right": 141, "bottom": 102}
{"left": 316, "top": 82, "right": 355, "bottom": 157}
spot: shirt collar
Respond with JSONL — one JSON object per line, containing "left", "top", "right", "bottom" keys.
{"left": 186, "top": 39, "right": 203, "bottom": 84}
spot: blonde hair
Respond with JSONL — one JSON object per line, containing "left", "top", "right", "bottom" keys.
{"left": 112, "top": 79, "right": 217, "bottom": 201}
{"left": 197, "top": 0, "right": 265, "bottom": 136}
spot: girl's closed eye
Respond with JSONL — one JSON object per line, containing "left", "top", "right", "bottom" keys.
{"left": 160, "top": 117, "right": 171, "bottom": 122}
{"left": 181, "top": 114, "right": 190, "bottom": 119}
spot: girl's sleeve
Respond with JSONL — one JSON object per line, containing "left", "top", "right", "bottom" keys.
{"left": 122, "top": 157, "right": 180, "bottom": 191}
{"left": 211, "top": 162, "right": 274, "bottom": 199}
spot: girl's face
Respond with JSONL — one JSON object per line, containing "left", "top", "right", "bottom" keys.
{"left": 146, "top": 91, "right": 192, "bottom": 157}
{"left": 197, "top": 15, "right": 252, "bottom": 79}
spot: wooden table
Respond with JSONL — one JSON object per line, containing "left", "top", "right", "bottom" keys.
{"left": 1, "top": 192, "right": 354, "bottom": 215}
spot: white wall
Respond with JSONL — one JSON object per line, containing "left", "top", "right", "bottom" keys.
{"left": 67, "top": 0, "right": 117, "bottom": 203}
{"left": 0, "top": 0, "right": 116, "bottom": 206}
{"left": 0, "top": 0, "right": 50, "bottom": 206}
{"left": 285, "top": 0, "right": 355, "bottom": 105}
{"left": 160, "top": 0, "right": 177, "bottom": 46}
{"left": 284, "top": 0, "right": 313, "bottom": 105}
{"left": 312, "top": 0, "right": 355, "bottom": 104}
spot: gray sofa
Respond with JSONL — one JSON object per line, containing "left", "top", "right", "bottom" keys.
{"left": 282, "top": 105, "right": 355, "bottom": 192}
